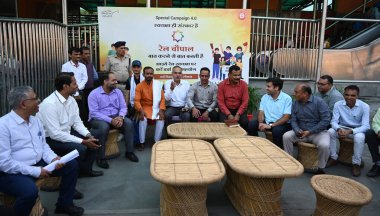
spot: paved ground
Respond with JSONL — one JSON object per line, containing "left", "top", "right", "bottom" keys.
{"left": 37, "top": 96, "right": 380, "bottom": 216}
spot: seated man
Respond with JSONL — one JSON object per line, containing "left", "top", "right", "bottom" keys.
{"left": 88, "top": 72, "right": 138, "bottom": 169}
{"left": 327, "top": 85, "right": 370, "bottom": 177}
{"left": 0, "top": 86, "right": 83, "bottom": 216}
{"left": 164, "top": 66, "right": 190, "bottom": 126}
{"left": 366, "top": 107, "right": 380, "bottom": 177}
{"left": 283, "top": 84, "right": 330, "bottom": 173}
{"left": 314, "top": 75, "right": 344, "bottom": 116}
{"left": 134, "top": 67, "right": 166, "bottom": 151}
{"left": 248, "top": 77, "right": 292, "bottom": 148}
{"left": 217, "top": 65, "right": 249, "bottom": 130}
{"left": 187, "top": 67, "right": 218, "bottom": 122}
{"left": 37, "top": 72, "right": 103, "bottom": 177}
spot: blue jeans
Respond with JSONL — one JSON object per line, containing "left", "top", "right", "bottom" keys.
{"left": 0, "top": 160, "right": 78, "bottom": 216}
{"left": 212, "top": 63, "right": 220, "bottom": 79}
{"left": 90, "top": 118, "right": 135, "bottom": 159}
{"left": 248, "top": 120, "right": 291, "bottom": 149}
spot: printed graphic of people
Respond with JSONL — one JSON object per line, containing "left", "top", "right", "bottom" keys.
{"left": 219, "top": 44, "right": 233, "bottom": 65}
{"left": 210, "top": 43, "right": 221, "bottom": 80}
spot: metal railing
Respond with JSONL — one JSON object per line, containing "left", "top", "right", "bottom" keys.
{"left": 0, "top": 18, "right": 67, "bottom": 115}
{"left": 250, "top": 16, "right": 320, "bottom": 80}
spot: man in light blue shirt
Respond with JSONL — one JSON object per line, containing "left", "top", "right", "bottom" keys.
{"left": 327, "top": 85, "right": 370, "bottom": 177}
{"left": 0, "top": 86, "right": 83, "bottom": 216}
{"left": 248, "top": 77, "right": 292, "bottom": 148}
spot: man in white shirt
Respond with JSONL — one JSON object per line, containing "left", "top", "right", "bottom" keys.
{"left": 37, "top": 72, "right": 103, "bottom": 177}
{"left": 61, "top": 47, "right": 88, "bottom": 98}
{"left": 0, "top": 86, "right": 83, "bottom": 216}
{"left": 164, "top": 66, "right": 190, "bottom": 126}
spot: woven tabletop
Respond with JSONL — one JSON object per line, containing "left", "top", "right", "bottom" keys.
{"left": 311, "top": 174, "right": 372, "bottom": 205}
{"left": 150, "top": 139, "right": 225, "bottom": 185}
{"left": 167, "top": 123, "right": 247, "bottom": 140}
{"left": 213, "top": 136, "right": 304, "bottom": 178}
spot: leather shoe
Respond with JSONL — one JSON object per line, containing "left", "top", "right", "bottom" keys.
{"left": 315, "top": 168, "right": 325, "bottom": 175}
{"left": 137, "top": 143, "right": 145, "bottom": 151}
{"left": 96, "top": 159, "right": 109, "bottom": 169}
{"left": 326, "top": 158, "right": 338, "bottom": 168}
{"left": 73, "top": 190, "right": 83, "bottom": 200}
{"left": 352, "top": 164, "right": 361, "bottom": 177}
{"left": 366, "top": 164, "right": 380, "bottom": 177}
{"left": 80, "top": 170, "right": 104, "bottom": 177}
{"left": 125, "top": 152, "right": 139, "bottom": 162}
{"left": 55, "top": 205, "right": 84, "bottom": 216}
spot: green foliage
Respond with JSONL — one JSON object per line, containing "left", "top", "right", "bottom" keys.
{"left": 247, "top": 86, "right": 262, "bottom": 114}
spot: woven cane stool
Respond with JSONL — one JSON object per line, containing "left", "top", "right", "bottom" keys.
{"left": 311, "top": 175, "right": 372, "bottom": 216}
{"left": 297, "top": 142, "right": 319, "bottom": 172}
{"left": 0, "top": 179, "right": 46, "bottom": 216}
{"left": 151, "top": 139, "right": 225, "bottom": 216}
{"left": 338, "top": 138, "right": 354, "bottom": 166}
{"left": 167, "top": 122, "right": 247, "bottom": 141}
{"left": 264, "top": 131, "right": 273, "bottom": 142}
{"left": 105, "top": 129, "right": 120, "bottom": 159}
{"left": 40, "top": 176, "right": 61, "bottom": 192}
{"left": 214, "top": 137, "right": 304, "bottom": 216}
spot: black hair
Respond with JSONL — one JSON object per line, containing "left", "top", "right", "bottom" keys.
{"left": 200, "top": 67, "right": 210, "bottom": 75}
{"left": 143, "top": 66, "right": 154, "bottom": 73}
{"left": 320, "top": 75, "right": 333, "bottom": 84}
{"left": 344, "top": 85, "right": 360, "bottom": 95}
{"left": 228, "top": 65, "right": 241, "bottom": 74}
{"left": 81, "top": 46, "right": 90, "bottom": 52}
{"left": 266, "top": 77, "right": 284, "bottom": 91}
{"left": 99, "top": 72, "right": 114, "bottom": 86}
{"left": 237, "top": 46, "right": 242, "bottom": 50}
{"left": 68, "top": 47, "right": 81, "bottom": 54}
{"left": 55, "top": 72, "right": 74, "bottom": 91}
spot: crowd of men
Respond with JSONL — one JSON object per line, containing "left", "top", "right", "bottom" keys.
{"left": 1, "top": 41, "right": 380, "bottom": 216}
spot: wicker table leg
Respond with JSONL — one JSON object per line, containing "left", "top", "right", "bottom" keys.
{"left": 224, "top": 167, "right": 284, "bottom": 216}
{"left": 160, "top": 184, "right": 208, "bottom": 216}
{"left": 313, "top": 192, "right": 363, "bottom": 216}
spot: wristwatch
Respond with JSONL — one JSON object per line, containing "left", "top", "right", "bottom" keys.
{"left": 269, "top": 123, "right": 273, "bottom": 128}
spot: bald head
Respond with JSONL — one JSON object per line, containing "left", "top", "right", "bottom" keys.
{"left": 294, "top": 83, "right": 312, "bottom": 102}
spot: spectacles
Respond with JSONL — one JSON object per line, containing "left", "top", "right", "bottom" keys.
{"left": 23, "top": 96, "right": 40, "bottom": 102}
{"left": 317, "top": 82, "right": 328, "bottom": 86}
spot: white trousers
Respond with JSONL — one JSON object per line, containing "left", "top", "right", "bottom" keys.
{"left": 139, "top": 118, "right": 164, "bottom": 144}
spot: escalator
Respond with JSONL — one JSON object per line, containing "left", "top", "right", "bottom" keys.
{"left": 332, "top": 23, "right": 380, "bottom": 49}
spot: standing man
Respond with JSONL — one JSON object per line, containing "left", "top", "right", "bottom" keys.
{"left": 88, "top": 72, "right": 138, "bottom": 169}
{"left": 187, "top": 67, "right": 218, "bottom": 122}
{"left": 248, "top": 77, "right": 292, "bottom": 148}
{"left": 366, "top": 107, "right": 380, "bottom": 177}
{"left": 164, "top": 66, "right": 191, "bottom": 126}
{"left": 327, "top": 85, "right": 370, "bottom": 177}
{"left": 37, "top": 73, "right": 103, "bottom": 177}
{"left": 283, "top": 84, "right": 330, "bottom": 173}
{"left": 315, "top": 75, "right": 344, "bottom": 116}
{"left": 80, "top": 46, "right": 99, "bottom": 127}
{"left": 61, "top": 47, "right": 88, "bottom": 98}
{"left": 134, "top": 67, "right": 166, "bottom": 151}
{"left": 125, "top": 60, "right": 144, "bottom": 145}
{"left": 104, "top": 41, "right": 130, "bottom": 99}
{"left": 217, "top": 65, "right": 249, "bottom": 130}
{"left": 0, "top": 86, "right": 83, "bottom": 216}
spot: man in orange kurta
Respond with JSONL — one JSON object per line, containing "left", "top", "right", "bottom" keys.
{"left": 134, "top": 66, "right": 165, "bottom": 150}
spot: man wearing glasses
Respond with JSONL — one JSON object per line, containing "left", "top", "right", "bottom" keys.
{"left": 0, "top": 86, "right": 84, "bottom": 215}
{"left": 187, "top": 67, "right": 218, "bottom": 122}
{"left": 104, "top": 41, "right": 131, "bottom": 100}
{"left": 315, "top": 75, "right": 343, "bottom": 116}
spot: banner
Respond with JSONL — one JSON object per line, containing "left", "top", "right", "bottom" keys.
{"left": 98, "top": 7, "right": 251, "bottom": 83}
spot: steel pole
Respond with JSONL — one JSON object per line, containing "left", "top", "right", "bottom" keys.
{"left": 147, "top": 0, "right": 151, "bottom": 8}
{"left": 266, "top": 0, "right": 270, "bottom": 17}
{"left": 315, "top": 0, "right": 328, "bottom": 91}
{"left": 243, "top": 0, "right": 247, "bottom": 9}
{"left": 313, "top": 0, "right": 318, "bottom": 19}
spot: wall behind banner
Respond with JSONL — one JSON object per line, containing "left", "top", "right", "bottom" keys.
{"left": 98, "top": 7, "right": 251, "bottom": 83}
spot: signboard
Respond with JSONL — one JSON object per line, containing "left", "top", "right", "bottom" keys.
{"left": 98, "top": 7, "right": 251, "bottom": 83}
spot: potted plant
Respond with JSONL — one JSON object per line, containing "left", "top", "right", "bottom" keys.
{"left": 247, "top": 86, "right": 261, "bottom": 121}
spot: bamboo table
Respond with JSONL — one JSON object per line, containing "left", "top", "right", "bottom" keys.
{"left": 167, "top": 122, "right": 247, "bottom": 141}
{"left": 214, "top": 136, "right": 304, "bottom": 216}
{"left": 150, "top": 139, "right": 225, "bottom": 216}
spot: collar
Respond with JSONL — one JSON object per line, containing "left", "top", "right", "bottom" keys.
{"left": 10, "top": 110, "right": 29, "bottom": 125}
{"left": 80, "top": 60, "right": 89, "bottom": 65}
{"left": 54, "top": 91, "right": 67, "bottom": 104}
{"left": 99, "top": 86, "right": 116, "bottom": 94}
{"left": 70, "top": 60, "right": 79, "bottom": 68}
{"left": 226, "top": 79, "right": 240, "bottom": 86}
{"left": 307, "top": 95, "right": 314, "bottom": 103}
{"left": 197, "top": 81, "right": 210, "bottom": 87}
{"left": 270, "top": 91, "right": 283, "bottom": 101}
{"left": 114, "top": 55, "right": 126, "bottom": 59}
{"left": 324, "top": 86, "right": 336, "bottom": 96}
{"left": 342, "top": 99, "right": 359, "bottom": 108}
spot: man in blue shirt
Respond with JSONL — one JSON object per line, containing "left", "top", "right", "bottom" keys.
{"left": 248, "top": 77, "right": 292, "bottom": 148}
{"left": 0, "top": 86, "right": 83, "bottom": 216}
{"left": 327, "top": 85, "right": 370, "bottom": 177}
{"left": 283, "top": 84, "right": 330, "bottom": 173}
